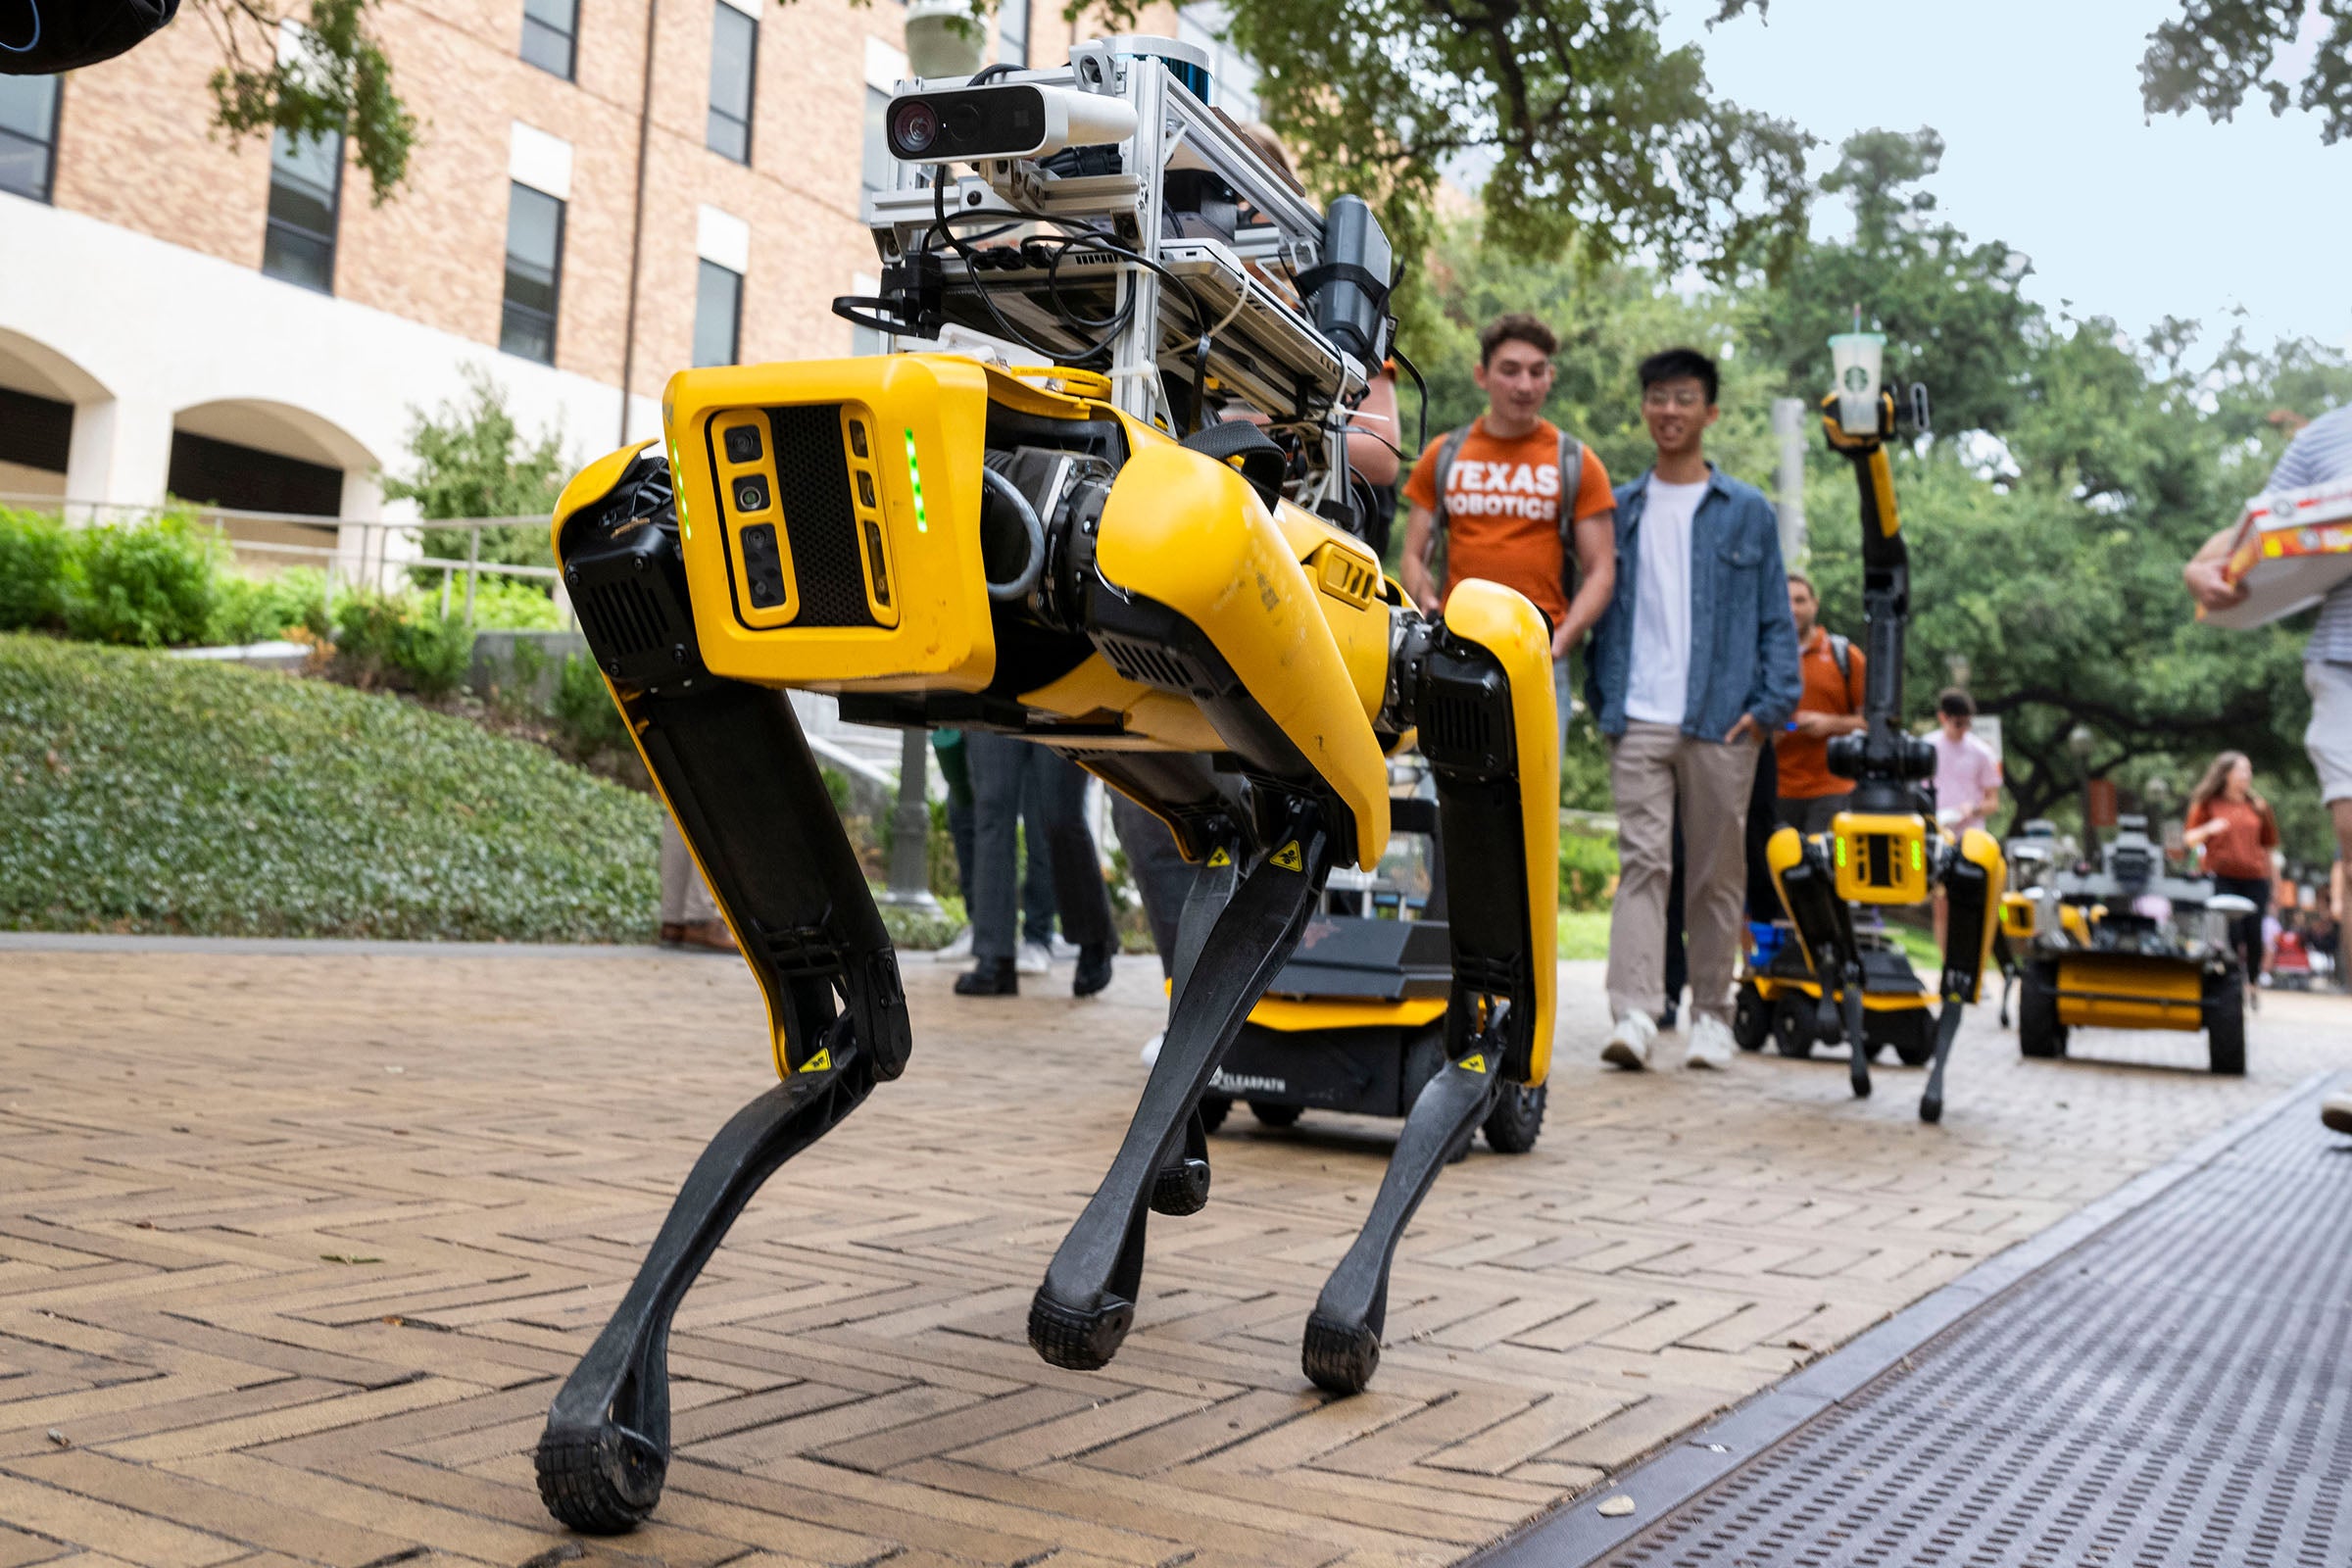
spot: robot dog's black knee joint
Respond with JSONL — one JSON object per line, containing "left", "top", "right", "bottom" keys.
{"left": 1414, "top": 636, "right": 1517, "bottom": 783}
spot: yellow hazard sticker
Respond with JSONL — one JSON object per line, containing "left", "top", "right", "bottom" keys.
{"left": 1207, "top": 846, "right": 1232, "bottom": 867}
{"left": 1458, "top": 1054, "right": 1488, "bottom": 1074}
{"left": 1270, "top": 841, "right": 1304, "bottom": 872}
{"left": 800, "top": 1048, "right": 832, "bottom": 1074}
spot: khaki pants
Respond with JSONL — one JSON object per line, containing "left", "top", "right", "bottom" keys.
{"left": 1605, "top": 720, "right": 1760, "bottom": 1026}
{"left": 659, "top": 815, "right": 718, "bottom": 924}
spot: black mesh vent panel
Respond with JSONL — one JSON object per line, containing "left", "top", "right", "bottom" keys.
{"left": 763, "top": 404, "right": 873, "bottom": 628}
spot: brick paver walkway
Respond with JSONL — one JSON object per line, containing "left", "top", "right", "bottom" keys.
{"left": 4, "top": 943, "right": 2348, "bottom": 1567}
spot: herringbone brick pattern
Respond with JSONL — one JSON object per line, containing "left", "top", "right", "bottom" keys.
{"left": 4, "top": 945, "right": 2347, "bottom": 1566}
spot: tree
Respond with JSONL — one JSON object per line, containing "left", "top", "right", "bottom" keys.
{"left": 382, "top": 368, "right": 570, "bottom": 578}
{"left": 2141, "top": 0, "right": 2352, "bottom": 144}
{"left": 194, "top": 0, "right": 415, "bottom": 202}
{"left": 1741, "top": 128, "right": 2039, "bottom": 440}
{"left": 1089, "top": 0, "right": 1813, "bottom": 289}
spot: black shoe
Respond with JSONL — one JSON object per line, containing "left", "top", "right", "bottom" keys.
{"left": 955, "top": 958, "right": 1018, "bottom": 996}
{"left": 1658, "top": 1004, "right": 1678, "bottom": 1031}
{"left": 1073, "top": 942, "right": 1114, "bottom": 998}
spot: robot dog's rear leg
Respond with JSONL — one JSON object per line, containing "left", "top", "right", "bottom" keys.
{"left": 1766, "top": 828, "right": 1867, "bottom": 1096}
{"left": 1149, "top": 837, "right": 1242, "bottom": 1218}
{"left": 1303, "top": 590, "right": 1558, "bottom": 1396}
{"left": 1921, "top": 831, "right": 2003, "bottom": 1125}
{"left": 1029, "top": 806, "right": 1332, "bottom": 1372}
{"left": 535, "top": 680, "right": 910, "bottom": 1534}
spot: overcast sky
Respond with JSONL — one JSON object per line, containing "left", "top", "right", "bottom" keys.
{"left": 1660, "top": 0, "right": 2352, "bottom": 360}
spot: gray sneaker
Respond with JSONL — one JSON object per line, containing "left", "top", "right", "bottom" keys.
{"left": 1602, "top": 1011, "right": 1657, "bottom": 1070}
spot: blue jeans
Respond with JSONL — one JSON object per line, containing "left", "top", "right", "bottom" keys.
{"left": 967, "top": 733, "right": 1113, "bottom": 961}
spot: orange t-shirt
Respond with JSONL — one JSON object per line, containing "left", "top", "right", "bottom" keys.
{"left": 2186, "top": 797, "right": 2278, "bottom": 881}
{"left": 1403, "top": 417, "right": 1614, "bottom": 628}
{"left": 1777, "top": 627, "right": 1867, "bottom": 800}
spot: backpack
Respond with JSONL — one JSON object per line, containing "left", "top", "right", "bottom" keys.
{"left": 1825, "top": 632, "right": 1857, "bottom": 706}
{"left": 1429, "top": 424, "right": 1586, "bottom": 610}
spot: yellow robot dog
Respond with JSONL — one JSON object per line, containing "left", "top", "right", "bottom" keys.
{"left": 1761, "top": 388, "right": 2004, "bottom": 1123}
{"left": 528, "top": 354, "right": 1558, "bottom": 1530}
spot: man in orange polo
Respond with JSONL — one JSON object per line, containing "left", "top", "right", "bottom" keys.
{"left": 1399, "top": 313, "right": 1617, "bottom": 751}
{"left": 1775, "top": 571, "right": 1868, "bottom": 834}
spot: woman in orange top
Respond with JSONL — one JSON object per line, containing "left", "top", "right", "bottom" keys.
{"left": 2185, "top": 750, "right": 2281, "bottom": 987}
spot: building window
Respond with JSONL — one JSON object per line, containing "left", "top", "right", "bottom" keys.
{"left": 261, "top": 129, "right": 343, "bottom": 294}
{"left": 707, "top": 3, "right": 757, "bottom": 164}
{"left": 693, "top": 260, "right": 742, "bottom": 368}
{"left": 520, "top": 0, "right": 579, "bottom": 79}
{"left": 501, "top": 182, "right": 565, "bottom": 365}
{"left": 0, "top": 74, "right": 61, "bottom": 203}
{"left": 0, "top": 386, "right": 74, "bottom": 479}
{"left": 999, "top": 0, "right": 1030, "bottom": 67}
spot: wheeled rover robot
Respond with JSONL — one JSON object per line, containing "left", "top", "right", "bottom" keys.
{"left": 2002, "top": 814, "right": 2251, "bottom": 1074}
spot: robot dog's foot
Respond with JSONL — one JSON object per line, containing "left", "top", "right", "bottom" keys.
{"left": 1150, "top": 1105, "right": 1214, "bottom": 1217}
{"left": 1031, "top": 816, "right": 1329, "bottom": 1372}
{"left": 1302, "top": 1054, "right": 1501, "bottom": 1396}
{"left": 535, "top": 1032, "right": 874, "bottom": 1533}
{"left": 1838, "top": 977, "right": 1871, "bottom": 1100}
{"left": 1919, "top": 1003, "right": 1966, "bottom": 1124}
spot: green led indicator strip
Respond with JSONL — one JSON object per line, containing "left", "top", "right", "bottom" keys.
{"left": 904, "top": 428, "right": 927, "bottom": 533}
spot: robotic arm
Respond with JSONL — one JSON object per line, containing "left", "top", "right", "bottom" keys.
{"left": 1764, "top": 390, "right": 2004, "bottom": 1123}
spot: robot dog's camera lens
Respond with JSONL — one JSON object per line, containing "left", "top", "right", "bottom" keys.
{"left": 723, "top": 425, "right": 762, "bottom": 464}
{"left": 733, "top": 475, "right": 771, "bottom": 513}
{"left": 890, "top": 99, "right": 939, "bottom": 155}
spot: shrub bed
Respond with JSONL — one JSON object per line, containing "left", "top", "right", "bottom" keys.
{"left": 0, "top": 634, "right": 660, "bottom": 941}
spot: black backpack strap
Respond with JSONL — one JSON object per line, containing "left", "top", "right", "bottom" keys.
{"left": 1429, "top": 424, "right": 1475, "bottom": 537}
{"left": 1179, "top": 420, "right": 1287, "bottom": 512}
{"left": 1828, "top": 633, "right": 1854, "bottom": 699}
{"left": 1556, "top": 429, "right": 1586, "bottom": 607}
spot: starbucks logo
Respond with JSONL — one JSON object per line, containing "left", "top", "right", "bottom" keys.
{"left": 1842, "top": 365, "right": 1872, "bottom": 392}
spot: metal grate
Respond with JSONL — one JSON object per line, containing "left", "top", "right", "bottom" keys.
{"left": 1594, "top": 1100, "right": 2352, "bottom": 1568}
{"left": 763, "top": 404, "right": 873, "bottom": 628}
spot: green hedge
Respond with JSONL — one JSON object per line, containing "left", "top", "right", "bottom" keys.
{"left": 0, "top": 633, "right": 660, "bottom": 941}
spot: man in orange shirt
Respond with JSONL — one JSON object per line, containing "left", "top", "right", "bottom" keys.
{"left": 1775, "top": 571, "right": 1868, "bottom": 834}
{"left": 1400, "top": 314, "right": 1618, "bottom": 751}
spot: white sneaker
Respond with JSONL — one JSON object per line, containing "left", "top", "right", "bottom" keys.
{"left": 932, "top": 926, "right": 974, "bottom": 962}
{"left": 1050, "top": 934, "right": 1083, "bottom": 961}
{"left": 1016, "top": 939, "right": 1053, "bottom": 975}
{"left": 1602, "top": 1011, "right": 1656, "bottom": 1070}
{"left": 1686, "top": 1013, "right": 1735, "bottom": 1070}
{"left": 2322, "top": 1091, "right": 2352, "bottom": 1136}
{"left": 1140, "top": 1031, "right": 1164, "bottom": 1067}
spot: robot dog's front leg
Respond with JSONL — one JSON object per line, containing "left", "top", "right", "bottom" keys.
{"left": 1765, "top": 826, "right": 1871, "bottom": 1098}
{"left": 534, "top": 451, "right": 910, "bottom": 1534}
{"left": 1303, "top": 582, "right": 1558, "bottom": 1396}
{"left": 1029, "top": 804, "right": 1334, "bottom": 1372}
{"left": 1920, "top": 829, "right": 2005, "bottom": 1124}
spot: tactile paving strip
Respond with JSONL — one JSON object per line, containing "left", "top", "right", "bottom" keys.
{"left": 1591, "top": 1099, "right": 2352, "bottom": 1568}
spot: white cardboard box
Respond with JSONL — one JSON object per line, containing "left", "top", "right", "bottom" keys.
{"left": 2203, "top": 477, "right": 2352, "bottom": 630}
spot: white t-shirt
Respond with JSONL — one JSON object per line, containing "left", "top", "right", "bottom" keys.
{"left": 1624, "top": 476, "right": 1708, "bottom": 725}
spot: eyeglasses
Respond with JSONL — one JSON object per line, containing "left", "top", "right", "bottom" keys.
{"left": 1642, "top": 388, "right": 1708, "bottom": 410}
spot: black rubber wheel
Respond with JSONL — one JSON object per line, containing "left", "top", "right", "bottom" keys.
{"left": 535, "top": 1428, "right": 664, "bottom": 1535}
{"left": 1249, "top": 1100, "right": 1302, "bottom": 1128}
{"left": 1482, "top": 1082, "right": 1546, "bottom": 1153}
{"left": 1873, "top": 1007, "right": 1936, "bottom": 1068}
{"left": 1732, "top": 982, "right": 1773, "bottom": 1052}
{"left": 2205, "top": 968, "right": 2247, "bottom": 1076}
{"left": 1301, "top": 1312, "right": 1381, "bottom": 1396}
{"left": 1772, "top": 997, "right": 1815, "bottom": 1059}
{"left": 2018, "top": 961, "right": 2067, "bottom": 1059}
{"left": 1197, "top": 1094, "right": 1232, "bottom": 1133}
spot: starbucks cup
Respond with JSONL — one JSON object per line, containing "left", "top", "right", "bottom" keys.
{"left": 1830, "top": 331, "right": 1886, "bottom": 435}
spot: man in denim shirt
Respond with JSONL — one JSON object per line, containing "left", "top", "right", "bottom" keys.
{"left": 1587, "top": 349, "right": 1801, "bottom": 1069}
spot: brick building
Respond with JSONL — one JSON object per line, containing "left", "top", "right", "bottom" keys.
{"left": 0, "top": 0, "right": 1245, "bottom": 559}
